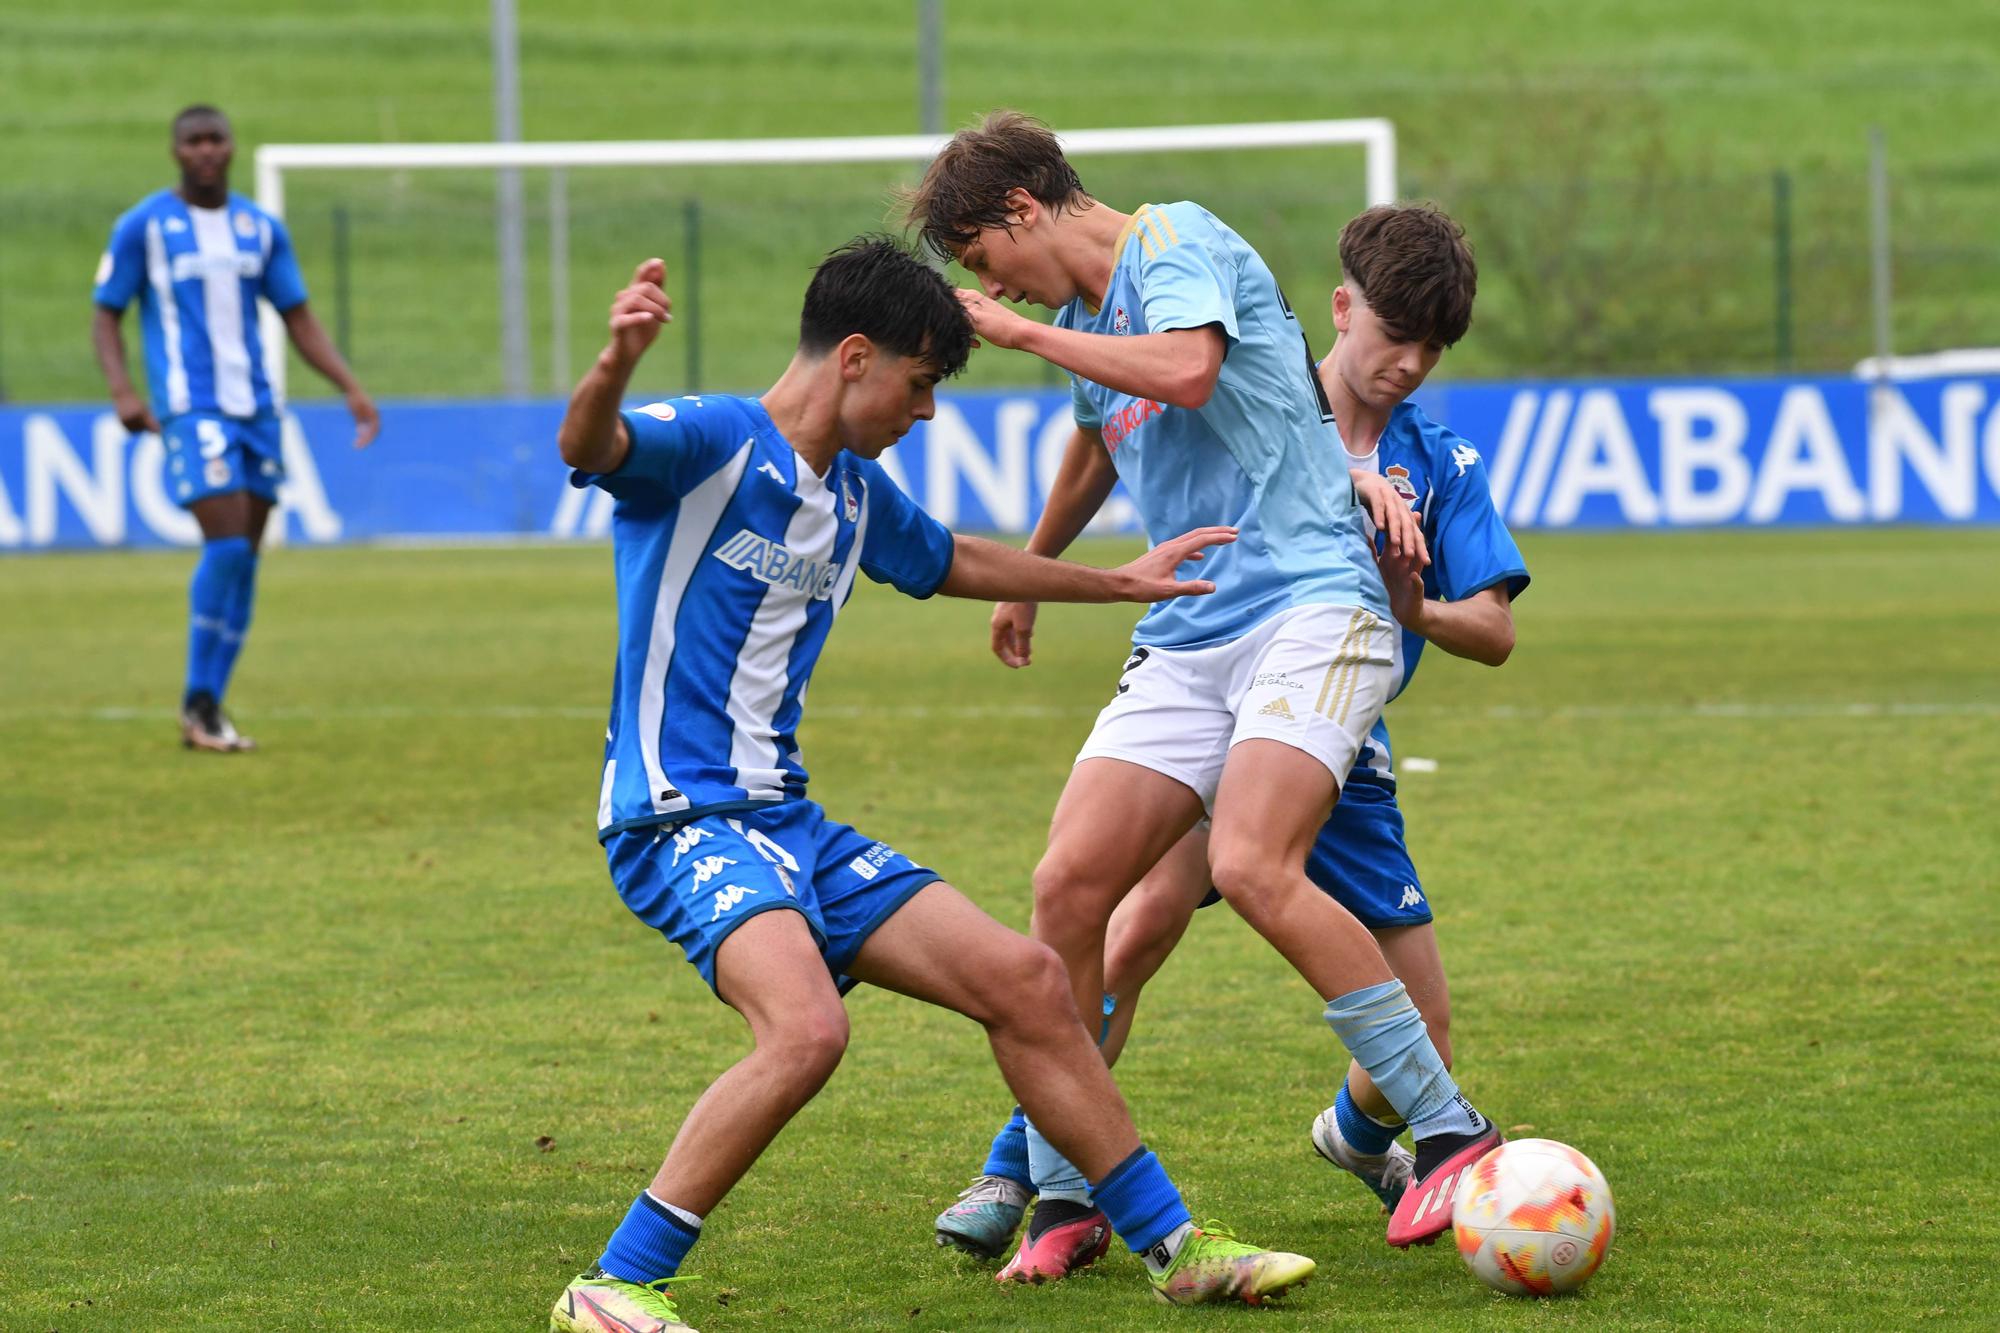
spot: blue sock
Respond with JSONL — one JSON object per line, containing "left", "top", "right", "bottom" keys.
{"left": 1334, "top": 1080, "right": 1402, "bottom": 1156}
{"left": 598, "top": 1191, "right": 700, "bottom": 1285}
{"left": 184, "top": 536, "right": 251, "bottom": 706}
{"left": 1324, "top": 980, "right": 1484, "bottom": 1141}
{"left": 208, "top": 552, "right": 259, "bottom": 703}
{"left": 981, "top": 1107, "right": 1032, "bottom": 1189}
{"left": 1090, "top": 1146, "right": 1191, "bottom": 1255}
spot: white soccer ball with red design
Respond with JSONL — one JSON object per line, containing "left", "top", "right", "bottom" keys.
{"left": 1450, "top": 1138, "right": 1615, "bottom": 1295}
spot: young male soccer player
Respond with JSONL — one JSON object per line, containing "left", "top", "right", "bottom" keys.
{"left": 935, "top": 206, "right": 1531, "bottom": 1278}
{"left": 907, "top": 113, "right": 1504, "bottom": 1257}
{"left": 92, "top": 104, "right": 378, "bottom": 753}
{"left": 547, "top": 240, "right": 1317, "bottom": 1333}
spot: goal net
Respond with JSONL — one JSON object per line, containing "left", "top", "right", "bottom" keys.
{"left": 254, "top": 121, "right": 1395, "bottom": 403}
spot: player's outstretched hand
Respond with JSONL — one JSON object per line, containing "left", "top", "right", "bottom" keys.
{"left": 1352, "top": 468, "right": 1428, "bottom": 567}
{"left": 609, "top": 258, "right": 673, "bottom": 364}
{"left": 1376, "top": 539, "right": 1429, "bottom": 632}
{"left": 991, "top": 600, "right": 1039, "bottom": 669}
{"left": 347, "top": 386, "right": 380, "bottom": 449}
{"left": 954, "top": 288, "right": 1036, "bottom": 351}
{"left": 1112, "top": 526, "right": 1237, "bottom": 602}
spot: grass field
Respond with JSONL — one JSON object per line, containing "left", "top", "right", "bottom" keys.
{"left": 3, "top": 528, "right": 1997, "bottom": 1330}
{"left": 5, "top": 0, "right": 2000, "bottom": 399}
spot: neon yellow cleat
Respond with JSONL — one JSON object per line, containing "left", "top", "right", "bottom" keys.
{"left": 1148, "top": 1222, "right": 1316, "bottom": 1306}
{"left": 550, "top": 1269, "right": 697, "bottom": 1333}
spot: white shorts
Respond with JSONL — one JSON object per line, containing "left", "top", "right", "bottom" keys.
{"left": 1075, "top": 603, "right": 1400, "bottom": 812}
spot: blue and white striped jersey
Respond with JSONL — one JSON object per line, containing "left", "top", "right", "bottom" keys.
{"left": 1348, "top": 400, "right": 1531, "bottom": 789}
{"left": 573, "top": 394, "right": 956, "bottom": 839}
{"left": 94, "top": 190, "right": 306, "bottom": 420}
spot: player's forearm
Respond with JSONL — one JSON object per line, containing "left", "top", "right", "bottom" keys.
{"left": 1407, "top": 594, "right": 1514, "bottom": 666}
{"left": 1024, "top": 429, "right": 1117, "bottom": 558}
{"left": 1013, "top": 324, "right": 1221, "bottom": 410}
{"left": 89, "top": 309, "right": 139, "bottom": 400}
{"left": 282, "top": 305, "right": 364, "bottom": 396}
{"left": 557, "top": 348, "right": 638, "bottom": 474}
{"left": 938, "top": 534, "right": 1135, "bottom": 604}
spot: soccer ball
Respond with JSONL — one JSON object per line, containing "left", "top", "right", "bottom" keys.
{"left": 1451, "top": 1138, "right": 1614, "bottom": 1295}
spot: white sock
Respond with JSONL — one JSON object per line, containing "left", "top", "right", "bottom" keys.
{"left": 647, "top": 1191, "right": 704, "bottom": 1232}
{"left": 1141, "top": 1220, "right": 1197, "bottom": 1276}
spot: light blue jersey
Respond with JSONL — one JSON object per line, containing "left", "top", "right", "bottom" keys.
{"left": 1059, "top": 201, "right": 1388, "bottom": 649}
{"left": 94, "top": 190, "right": 307, "bottom": 419}
{"left": 572, "top": 395, "right": 955, "bottom": 839}
{"left": 1348, "top": 400, "right": 1530, "bottom": 789}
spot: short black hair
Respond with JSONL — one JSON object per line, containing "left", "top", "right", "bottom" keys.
{"left": 172, "top": 104, "right": 229, "bottom": 137}
{"left": 798, "top": 236, "right": 974, "bottom": 377}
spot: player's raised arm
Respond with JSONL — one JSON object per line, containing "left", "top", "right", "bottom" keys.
{"left": 955, "top": 291, "right": 1225, "bottom": 409}
{"left": 558, "top": 258, "right": 673, "bottom": 476}
{"left": 941, "top": 526, "right": 1235, "bottom": 605}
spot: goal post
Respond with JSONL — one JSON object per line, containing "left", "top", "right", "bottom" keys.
{"left": 253, "top": 119, "right": 1397, "bottom": 400}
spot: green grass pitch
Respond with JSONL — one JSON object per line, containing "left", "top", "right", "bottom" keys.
{"left": 2, "top": 527, "right": 1997, "bottom": 1329}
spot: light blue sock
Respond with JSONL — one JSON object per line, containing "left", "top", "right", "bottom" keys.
{"left": 184, "top": 536, "right": 251, "bottom": 706}
{"left": 1324, "top": 980, "right": 1485, "bottom": 1141}
{"left": 1024, "top": 1115, "right": 1092, "bottom": 1204}
{"left": 208, "top": 551, "right": 258, "bottom": 704}
{"left": 598, "top": 1191, "right": 700, "bottom": 1285}
{"left": 980, "top": 1107, "right": 1031, "bottom": 1189}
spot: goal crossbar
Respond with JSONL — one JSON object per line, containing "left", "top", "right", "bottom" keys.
{"left": 253, "top": 119, "right": 1396, "bottom": 396}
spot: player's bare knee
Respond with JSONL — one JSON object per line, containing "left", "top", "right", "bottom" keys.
{"left": 1206, "top": 843, "right": 1291, "bottom": 921}
{"left": 978, "top": 937, "right": 1073, "bottom": 1031}
{"left": 757, "top": 1005, "right": 849, "bottom": 1086}
{"left": 1029, "top": 860, "right": 1116, "bottom": 942}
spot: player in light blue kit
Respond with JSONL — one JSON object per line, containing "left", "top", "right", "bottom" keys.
{"left": 91, "top": 105, "right": 377, "bottom": 752}
{"left": 547, "top": 240, "right": 1318, "bottom": 1333}
{"left": 907, "top": 114, "right": 1506, "bottom": 1267}
{"left": 935, "top": 206, "right": 1531, "bottom": 1275}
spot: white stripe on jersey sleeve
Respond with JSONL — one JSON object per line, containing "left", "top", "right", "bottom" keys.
{"left": 191, "top": 207, "right": 255, "bottom": 417}
{"left": 637, "top": 438, "right": 754, "bottom": 816}
{"left": 723, "top": 464, "right": 837, "bottom": 794}
{"left": 828, "top": 479, "right": 870, "bottom": 606}
{"left": 144, "top": 218, "right": 191, "bottom": 416}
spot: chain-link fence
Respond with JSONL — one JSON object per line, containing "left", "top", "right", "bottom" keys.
{"left": 6, "top": 153, "right": 1995, "bottom": 403}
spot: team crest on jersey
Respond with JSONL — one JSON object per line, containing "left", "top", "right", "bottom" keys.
{"left": 1385, "top": 464, "right": 1421, "bottom": 507}
{"left": 840, "top": 476, "right": 859, "bottom": 522}
{"left": 233, "top": 211, "right": 258, "bottom": 238}
{"left": 1112, "top": 306, "right": 1131, "bottom": 335}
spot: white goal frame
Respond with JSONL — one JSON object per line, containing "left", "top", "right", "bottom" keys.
{"left": 253, "top": 119, "right": 1397, "bottom": 399}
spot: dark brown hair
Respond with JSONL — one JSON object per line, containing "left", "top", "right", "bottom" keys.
{"left": 905, "top": 110, "right": 1093, "bottom": 259}
{"left": 1337, "top": 204, "right": 1477, "bottom": 348}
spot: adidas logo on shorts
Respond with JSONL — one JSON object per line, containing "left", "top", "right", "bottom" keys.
{"left": 1257, "top": 696, "right": 1296, "bottom": 720}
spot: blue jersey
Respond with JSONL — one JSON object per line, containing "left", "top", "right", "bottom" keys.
{"left": 1349, "top": 400, "right": 1530, "bottom": 789}
{"left": 93, "top": 190, "right": 307, "bottom": 420}
{"left": 1059, "top": 201, "right": 1388, "bottom": 649}
{"left": 573, "top": 394, "right": 955, "bottom": 839}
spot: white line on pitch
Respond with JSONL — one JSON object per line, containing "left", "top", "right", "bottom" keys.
{"left": 7, "top": 699, "right": 1996, "bottom": 725}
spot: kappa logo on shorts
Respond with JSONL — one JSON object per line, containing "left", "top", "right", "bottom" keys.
{"left": 1257, "top": 696, "right": 1297, "bottom": 720}
{"left": 204, "top": 458, "right": 231, "bottom": 487}
{"left": 710, "top": 884, "right": 758, "bottom": 921}
{"left": 670, "top": 825, "right": 714, "bottom": 864}
{"left": 1398, "top": 884, "right": 1426, "bottom": 909}
{"left": 688, "top": 854, "right": 737, "bottom": 886}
